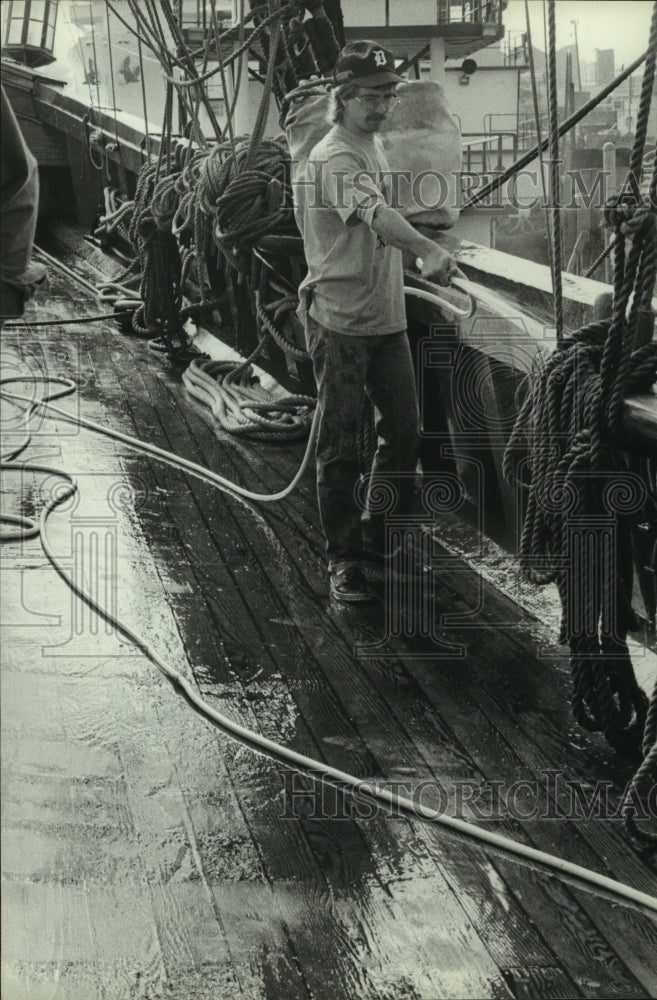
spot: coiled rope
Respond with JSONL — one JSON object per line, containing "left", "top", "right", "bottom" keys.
{"left": 182, "top": 353, "right": 315, "bottom": 441}
{"left": 93, "top": 0, "right": 342, "bottom": 365}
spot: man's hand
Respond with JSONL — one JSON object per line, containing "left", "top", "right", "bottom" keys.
{"left": 370, "top": 206, "right": 459, "bottom": 285}
{"left": 418, "top": 247, "right": 458, "bottom": 287}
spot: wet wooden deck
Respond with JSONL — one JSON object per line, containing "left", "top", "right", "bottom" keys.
{"left": 2, "top": 247, "right": 656, "bottom": 1000}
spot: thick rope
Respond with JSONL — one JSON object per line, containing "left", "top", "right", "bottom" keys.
{"left": 181, "top": 353, "right": 315, "bottom": 441}
{"left": 256, "top": 294, "right": 308, "bottom": 360}
{"left": 94, "top": 0, "right": 306, "bottom": 345}
{"left": 302, "top": 0, "right": 340, "bottom": 76}
{"left": 210, "top": 136, "right": 298, "bottom": 247}
{"left": 504, "top": 320, "right": 657, "bottom": 756}
{"left": 624, "top": 673, "right": 657, "bottom": 845}
{"left": 504, "top": 3, "right": 657, "bottom": 777}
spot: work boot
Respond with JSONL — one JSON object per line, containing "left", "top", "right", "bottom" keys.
{"left": 329, "top": 564, "right": 372, "bottom": 603}
{"left": 361, "top": 531, "right": 426, "bottom": 580}
{"left": 360, "top": 535, "right": 402, "bottom": 566}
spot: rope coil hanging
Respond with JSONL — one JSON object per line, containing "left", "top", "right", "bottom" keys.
{"left": 95, "top": 0, "right": 343, "bottom": 354}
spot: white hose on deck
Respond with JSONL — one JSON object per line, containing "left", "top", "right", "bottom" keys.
{"left": 1, "top": 377, "right": 656, "bottom": 917}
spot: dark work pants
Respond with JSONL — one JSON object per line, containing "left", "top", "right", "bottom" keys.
{"left": 305, "top": 316, "right": 420, "bottom": 568}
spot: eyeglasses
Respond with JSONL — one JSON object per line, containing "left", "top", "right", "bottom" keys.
{"left": 354, "top": 93, "right": 400, "bottom": 109}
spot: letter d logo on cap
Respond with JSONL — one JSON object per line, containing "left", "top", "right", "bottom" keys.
{"left": 373, "top": 49, "right": 387, "bottom": 67}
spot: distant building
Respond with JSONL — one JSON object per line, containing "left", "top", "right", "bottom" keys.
{"left": 596, "top": 49, "right": 615, "bottom": 85}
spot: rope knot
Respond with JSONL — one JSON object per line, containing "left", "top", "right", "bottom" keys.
{"left": 603, "top": 198, "right": 634, "bottom": 230}
{"left": 603, "top": 197, "right": 650, "bottom": 236}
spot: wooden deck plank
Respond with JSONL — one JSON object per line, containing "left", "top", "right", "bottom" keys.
{"left": 4, "top": 260, "right": 656, "bottom": 999}
{"left": 2, "top": 335, "right": 314, "bottom": 1000}
{"left": 123, "top": 365, "right": 519, "bottom": 1000}
{"left": 87, "top": 332, "right": 540, "bottom": 996}
{"left": 90, "top": 343, "right": 456, "bottom": 1000}
{"left": 117, "top": 362, "right": 594, "bottom": 993}
{"left": 158, "top": 356, "right": 656, "bottom": 995}
{"left": 404, "top": 663, "right": 657, "bottom": 997}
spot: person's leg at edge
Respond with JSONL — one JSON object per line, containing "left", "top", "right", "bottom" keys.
{"left": 363, "top": 330, "right": 420, "bottom": 556}
{"left": 305, "top": 317, "right": 376, "bottom": 599}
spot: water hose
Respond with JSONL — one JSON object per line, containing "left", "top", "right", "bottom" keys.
{"left": 403, "top": 270, "right": 477, "bottom": 319}
{"left": 1, "top": 372, "right": 656, "bottom": 915}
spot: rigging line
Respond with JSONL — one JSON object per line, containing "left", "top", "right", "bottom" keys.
{"left": 154, "top": 81, "right": 174, "bottom": 183}
{"left": 546, "top": 0, "right": 564, "bottom": 341}
{"left": 212, "top": 0, "right": 238, "bottom": 155}
{"left": 147, "top": 0, "right": 171, "bottom": 47}
{"left": 127, "top": 0, "right": 202, "bottom": 130}
{"left": 105, "top": 0, "right": 196, "bottom": 99}
{"left": 185, "top": 0, "right": 221, "bottom": 151}
{"left": 149, "top": 0, "right": 189, "bottom": 138}
{"left": 165, "top": 2, "right": 295, "bottom": 88}
{"left": 153, "top": 0, "right": 197, "bottom": 120}
{"left": 244, "top": 3, "right": 282, "bottom": 170}
{"left": 626, "top": 0, "right": 657, "bottom": 192}
{"left": 584, "top": 236, "right": 621, "bottom": 279}
{"left": 67, "top": 3, "right": 96, "bottom": 105}
{"left": 180, "top": 24, "right": 213, "bottom": 157}
{"left": 137, "top": 32, "right": 152, "bottom": 163}
{"left": 104, "top": 0, "right": 162, "bottom": 57}
{"left": 523, "top": 0, "right": 553, "bottom": 271}
{"left": 88, "top": 0, "right": 103, "bottom": 113}
{"left": 131, "top": 0, "right": 166, "bottom": 53}
{"left": 587, "top": 4, "right": 657, "bottom": 280}
{"left": 150, "top": 0, "right": 189, "bottom": 80}
{"left": 226, "top": 0, "right": 248, "bottom": 132}
{"left": 159, "top": 0, "right": 223, "bottom": 139}
{"left": 126, "top": 0, "right": 174, "bottom": 72}
{"left": 105, "top": 3, "right": 121, "bottom": 148}
{"left": 464, "top": 52, "right": 647, "bottom": 210}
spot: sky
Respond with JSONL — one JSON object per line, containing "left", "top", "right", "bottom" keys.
{"left": 503, "top": 0, "right": 654, "bottom": 69}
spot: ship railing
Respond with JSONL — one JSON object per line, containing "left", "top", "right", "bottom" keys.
{"left": 350, "top": 0, "right": 504, "bottom": 28}
{"left": 436, "top": 0, "right": 505, "bottom": 26}
{"left": 483, "top": 113, "right": 518, "bottom": 137}
{"left": 517, "top": 113, "right": 551, "bottom": 150}
{"left": 462, "top": 131, "right": 518, "bottom": 174}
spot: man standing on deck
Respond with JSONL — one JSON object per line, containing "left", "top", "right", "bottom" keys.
{"left": 0, "top": 87, "right": 46, "bottom": 323}
{"left": 292, "top": 40, "right": 457, "bottom": 603}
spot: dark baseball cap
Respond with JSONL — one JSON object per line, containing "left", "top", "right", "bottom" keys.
{"left": 334, "top": 40, "right": 404, "bottom": 88}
